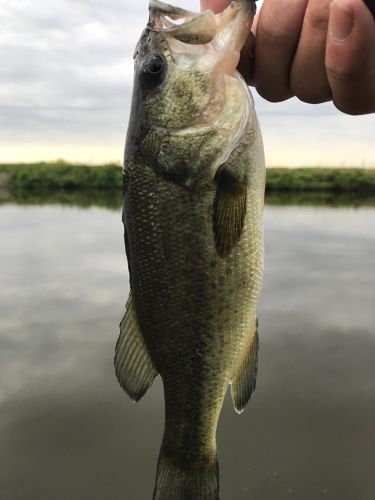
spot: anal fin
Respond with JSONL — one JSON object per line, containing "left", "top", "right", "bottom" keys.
{"left": 231, "top": 319, "right": 259, "bottom": 414}
{"left": 115, "top": 293, "right": 158, "bottom": 402}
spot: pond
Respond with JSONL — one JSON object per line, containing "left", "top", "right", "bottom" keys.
{"left": 0, "top": 201, "right": 374, "bottom": 500}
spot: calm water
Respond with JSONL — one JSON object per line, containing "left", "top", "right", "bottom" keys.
{"left": 0, "top": 203, "right": 374, "bottom": 500}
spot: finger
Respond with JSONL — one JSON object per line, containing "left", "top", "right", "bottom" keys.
{"left": 326, "top": 0, "right": 375, "bottom": 115}
{"left": 237, "top": 32, "right": 256, "bottom": 84}
{"left": 291, "top": 0, "right": 333, "bottom": 104}
{"left": 363, "top": 0, "right": 375, "bottom": 17}
{"left": 238, "top": 10, "right": 260, "bottom": 85}
{"left": 253, "top": 0, "right": 309, "bottom": 102}
{"left": 251, "top": 9, "right": 260, "bottom": 35}
{"left": 200, "top": 0, "right": 231, "bottom": 13}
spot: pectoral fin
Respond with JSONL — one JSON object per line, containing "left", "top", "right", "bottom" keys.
{"left": 115, "top": 293, "right": 158, "bottom": 402}
{"left": 231, "top": 319, "right": 259, "bottom": 414}
{"left": 214, "top": 172, "right": 247, "bottom": 258}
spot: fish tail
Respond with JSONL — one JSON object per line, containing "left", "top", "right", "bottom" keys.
{"left": 153, "top": 450, "right": 219, "bottom": 500}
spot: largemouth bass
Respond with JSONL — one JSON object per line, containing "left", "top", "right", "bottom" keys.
{"left": 115, "top": 0, "right": 265, "bottom": 498}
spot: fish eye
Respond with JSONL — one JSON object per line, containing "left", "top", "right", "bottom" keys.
{"left": 141, "top": 54, "right": 165, "bottom": 87}
{"left": 147, "top": 55, "right": 163, "bottom": 75}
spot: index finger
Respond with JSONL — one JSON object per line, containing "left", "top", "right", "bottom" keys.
{"left": 254, "top": 0, "right": 308, "bottom": 101}
{"left": 201, "top": 0, "right": 231, "bottom": 13}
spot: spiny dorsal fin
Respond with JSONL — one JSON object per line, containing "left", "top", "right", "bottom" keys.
{"left": 115, "top": 293, "right": 158, "bottom": 402}
{"left": 231, "top": 318, "right": 259, "bottom": 414}
{"left": 213, "top": 171, "right": 247, "bottom": 258}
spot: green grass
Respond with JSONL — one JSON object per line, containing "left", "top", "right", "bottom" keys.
{"left": 265, "top": 191, "right": 375, "bottom": 207}
{"left": 0, "top": 160, "right": 122, "bottom": 191}
{"left": 266, "top": 167, "right": 375, "bottom": 193}
{"left": 0, "top": 163, "right": 374, "bottom": 201}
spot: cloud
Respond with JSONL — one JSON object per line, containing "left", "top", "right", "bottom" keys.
{"left": 0, "top": 0, "right": 373, "bottom": 165}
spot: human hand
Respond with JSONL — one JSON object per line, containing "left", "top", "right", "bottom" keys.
{"left": 200, "top": 0, "right": 375, "bottom": 115}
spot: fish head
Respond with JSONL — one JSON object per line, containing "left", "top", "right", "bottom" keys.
{"left": 126, "top": 0, "right": 258, "bottom": 187}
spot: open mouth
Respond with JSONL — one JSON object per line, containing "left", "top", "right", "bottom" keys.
{"left": 149, "top": 0, "right": 255, "bottom": 49}
{"left": 149, "top": 0, "right": 217, "bottom": 44}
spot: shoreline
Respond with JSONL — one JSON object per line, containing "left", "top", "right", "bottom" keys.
{"left": 0, "top": 162, "right": 374, "bottom": 195}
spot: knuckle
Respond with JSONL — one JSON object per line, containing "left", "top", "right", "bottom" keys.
{"left": 256, "top": 83, "right": 293, "bottom": 103}
{"left": 258, "top": 23, "right": 295, "bottom": 46}
{"left": 333, "top": 100, "right": 361, "bottom": 115}
{"left": 295, "top": 90, "right": 330, "bottom": 104}
{"left": 291, "top": 77, "right": 331, "bottom": 104}
{"left": 307, "top": 0, "right": 330, "bottom": 32}
{"left": 333, "top": 96, "right": 375, "bottom": 115}
{"left": 326, "top": 63, "right": 359, "bottom": 84}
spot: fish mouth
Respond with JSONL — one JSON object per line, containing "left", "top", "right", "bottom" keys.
{"left": 149, "top": 0, "right": 256, "bottom": 51}
{"left": 149, "top": 0, "right": 198, "bottom": 20}
{"left": 149, "top": 0, "right": 217, "bottom": 44}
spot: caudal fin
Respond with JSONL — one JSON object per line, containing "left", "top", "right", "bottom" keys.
{"left": 153, "top": 451, "right": 219, "bottom": 500}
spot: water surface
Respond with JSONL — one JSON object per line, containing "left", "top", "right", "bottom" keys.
{"left": 0, "top": 203, "right": 374, "bottom": 500}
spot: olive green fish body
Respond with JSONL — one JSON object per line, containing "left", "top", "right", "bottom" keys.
{"left": 115, "top": 1, "right": 265, "bottom": 498}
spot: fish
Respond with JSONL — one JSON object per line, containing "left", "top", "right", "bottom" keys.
{"left": 115, "top": 0, "right": 266, "bottom": 498}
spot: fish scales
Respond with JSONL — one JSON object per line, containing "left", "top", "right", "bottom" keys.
{"left": 115, "top": 1, "right": 265, "bottom": 499}
{"left": 126, "top": 151, "right": 262, "bottom": 455}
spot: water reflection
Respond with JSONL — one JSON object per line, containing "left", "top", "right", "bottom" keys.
{"left": 0, "top": 188, "right": 122, "bottom": 209}
{"left": 0, "top": 203, "right": 374, "bottom": 500}
{"left": 1, "top": 188, "right": 375, "bottom": 209}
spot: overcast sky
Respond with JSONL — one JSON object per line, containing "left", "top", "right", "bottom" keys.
{"left": 1, "top": 0, "right": 374, "bottom": 166}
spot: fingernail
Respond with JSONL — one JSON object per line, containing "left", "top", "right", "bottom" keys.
{"left": 330, "top": 0, "right": 354, "bottom": 42}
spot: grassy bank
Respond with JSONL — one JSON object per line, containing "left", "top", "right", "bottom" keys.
{"left": 266, "top": 167, "right": 375, "bottom": 193}
{"left": 0, "top": 161, "right": 122, "bottom": 191}
{"left": 2, "top": 189, "right": 374, "bottom": 210}
{"left": 0, "top": 162, "right": 374, "bottom": 194}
